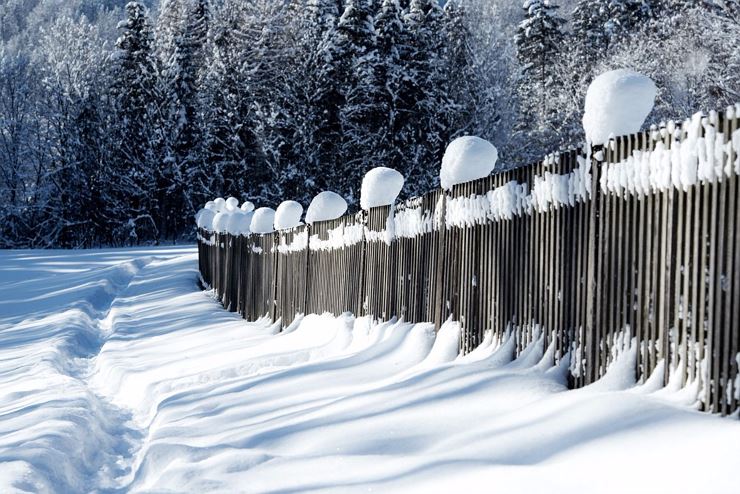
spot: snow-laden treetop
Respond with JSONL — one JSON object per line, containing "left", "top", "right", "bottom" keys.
{"left": 583, "top": 69, "right": 656, "bottom": 145}
{"left": 305, "top": 191, "right": 348, "bottom": 224}
{"left": 440, "top": 136, "right": 499, "bottom": 190}
{"left": 360, "top": 167, "right": 405, "bottom": 211}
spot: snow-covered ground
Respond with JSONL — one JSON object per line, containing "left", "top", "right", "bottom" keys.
{"left": 1, "top": 247, "right": 738, "bottom": 493}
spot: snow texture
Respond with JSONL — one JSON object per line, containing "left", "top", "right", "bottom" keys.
{"left": 360, "top": 167, "right": 405, "bottom": 210}
{"left": 225, "top": 210, "right": 253, "bottom": 236}
{"left": 440, "top": 136, "right": 499, "bottom": 190}
{"left": 600, "top": 106, "right": 740, "bottom": 195}
{"left": 250, "top": 207, "right": 276, "bottom": 234}
{"left": 211, "top": 211, "right": 230, "bottom": 233}
{"left": 196, "top": 208, "right": 215, "bottom": 230}
{"left": 1, "top": 247, "right": 739, "bottom": 492}
{"left": 225, "top": 197, "right": 239, "bottom": 211}
{"left": 274, "top": 200, "right": 304, "bottom": 230}
{"left": 583, "top": 69, "right": 656, "bottom": 145}
{"left": 305, "top": 191, "right": 348, "bottom": 224}
{"left": 213, "top": 197, "right": 226, "bottom": 212}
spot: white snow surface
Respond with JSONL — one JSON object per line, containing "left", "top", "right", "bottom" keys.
{"left": 583, "top": 69, "right": 657, "bottom": 145}
{"left": 196, "top": 209, "right": 215, "bottom": 231}
{"left": 251, "top": 207, "right": 276, "bottom": 234}
{"left": 213, "top": 197, "right": 226, "bottom": 213}
{"left": 360, "top": 167, "right": 405, "bottom": 210}
{"left": 441, "top": 136, "right": 499, "bottom": 190}
{"left": 225, "top": 197, "right": 239, "bottom": 212}
{"left": 211, "top": 211, "right": 230, "bottom": 233}
{"left": 274, "top": 200, "right": 304, "bottom": 230}
{"left": 1, "top": 247, "right": 739, "bottom": 493}
{"left": 225, "top": 210, "right": 253, "bottom": 236}
{"left": 305, "top": 191, "right": 348, "bottom": 224}
{"left": 240, "top": 201, "right": 255, "bottom": 213}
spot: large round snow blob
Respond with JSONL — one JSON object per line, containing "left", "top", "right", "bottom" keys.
{"left": 238, "top": 211, "right": 254, "bottom": 235}
{"left": 440, "top": 136, "right": 499, "bottom": 190}
{"left": 213, "top": 197, "right": 226, "bottom": 212}
{"left": 240, "top": 201, "right": 255, "bottom": 213}
{"left": 305, "top": 191, "right": 348, "bottom": 224}
{"left": 225, "top": 196, "right": 239, "bottom": 211}
{"left": 211, "top": 211, "right": 230, "bottom": 233}
{"left": 251, "top": 207, "right": 276, "bottom": 234}
{"left": 275, "top": 201, "right": 304, "bottom": 230}
{"left": 360, "top": 167, "right": 405, "bottom": 210}
{"left": 583, "top": 69, "right": 656, "bottom": 145}
{"left": 196, "top": 208, "right": 215, "bottom": 230}
{"left": 226, "top": 210, "right": 247, "bottom": 235}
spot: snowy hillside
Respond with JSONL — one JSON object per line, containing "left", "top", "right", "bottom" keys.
{"left": 1, "top": 247, "right": 739, "bottom": 493}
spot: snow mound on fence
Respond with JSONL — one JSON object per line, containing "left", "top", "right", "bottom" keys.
{"left": 275, "top": 201, "right": 304, "bottom": 230}
{"left": 212, "top": 211, "right": 230, "bottom": 233}
{"left": 441, "top": 136, "right": 499, "bottom": 190}
{"left": 305, "top": 191, "right": 348, "bottom": 224}
{"left": 225, "top": 197, "right": 239, "bottom": 211}
{"left": 213, "top": 197, "right": 226, "bottom": 212}
{"left": 226, "top": 210, "right": 253, "bottom": 236}
{"left": 583, "top": 69, "right": 656, "bottom": 145}
{"left": 240, "top": 200, "right": 255, "bottom": 213}
{"left": 251, "top": 207, "right": 276, "bottom": 234}
{"left": 360, "top": 167, "right": 405, "bottom": 210}
{"left": 196, "top": 209, "right": 215, "bottom": 230}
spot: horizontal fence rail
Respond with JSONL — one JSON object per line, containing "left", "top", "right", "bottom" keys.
{"left": 198, "top": 106, "right": 740, "bottom": 416}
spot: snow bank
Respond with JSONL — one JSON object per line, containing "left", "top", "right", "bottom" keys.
{"left": 240, "top": 201, "right": 255, "bottom": 213}
{"left": 583, "top": 69, "right": 656, "bottom": 145}
{"left": 2, "top": 248, "right": 740, "bottom": 493}
{"left": 251, "top": 207, "right": 276, "bottom": 234}
{"left": 441, "top": 136, "right": 499, "bottom": 190}
{"left": 274, "top": 201, "right": 304, "bottom": 230}
{"left": 360, "top": 167, "right": 405, "bottom": 210}
{"left": 305, "top": 191, "right": 348, "bottom": 224}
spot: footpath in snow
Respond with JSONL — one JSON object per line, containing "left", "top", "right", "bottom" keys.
{"left": 0, "top": 247, "right": 739, "bottom": 493}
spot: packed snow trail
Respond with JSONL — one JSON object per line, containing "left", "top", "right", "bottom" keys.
{"left": 1, "top": 248, "right": 739, "bottom": 493}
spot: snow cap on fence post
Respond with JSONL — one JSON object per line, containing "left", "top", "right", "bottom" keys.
{"left": 240, "top": 200, "right": 255, "bottom": 213}
{"left": 360, "top": 167, "right": 405, "bottom": 210}
{"left": 196, "top": 208, "right": 216, "bottom": 231}
{"left": 583, "top": 69, "right": 656, "bottom": 145}
{"left": 251, "top": 207, "right": 276, "bottom": 234}
{"left": 204, "top": 200, "right": 216, "bottom": 212}
{"left": 275, "top": 201, "right": 304, "bottom": 230}
{"left": 305, "top": 191, "right": 348, "bottom": 224}
{"left": 225, "top": 197, "right": 239, "bottom": 211}
{"left": 226, "top": 210, "right": 249, "bottom": 235}
{"left": 212, "top": 211, "right": 231, "bottom": 233}
{"left": 213, "top": 197, "right": 226, "bottom": 212}
{"left": 440, "top": 136, "right": 499, "bottom": 190}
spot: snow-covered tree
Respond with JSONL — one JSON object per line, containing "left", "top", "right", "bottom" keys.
{"left": 515, "top": 0, "right": 566, "bottom": 139}
{"left": 110, "top": 2, "right": 160, "bottom": 244}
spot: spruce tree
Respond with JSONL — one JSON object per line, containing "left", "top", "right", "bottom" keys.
{"left": 110, "top": 2, "right": 160, "bottom": 243}
{"left": 515, "top": 0, "right": 566, "bottom": 132}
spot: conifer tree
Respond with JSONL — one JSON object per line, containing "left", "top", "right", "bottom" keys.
{"left": 110, "top": 2, "right": 160, "bottom": 243}
{"left": 515, "top": 0, "right": 566, "bottom": 131}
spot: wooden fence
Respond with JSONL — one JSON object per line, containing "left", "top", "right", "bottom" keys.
{"left": 198, "top": 106, "right": 740, "bottom": 416}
